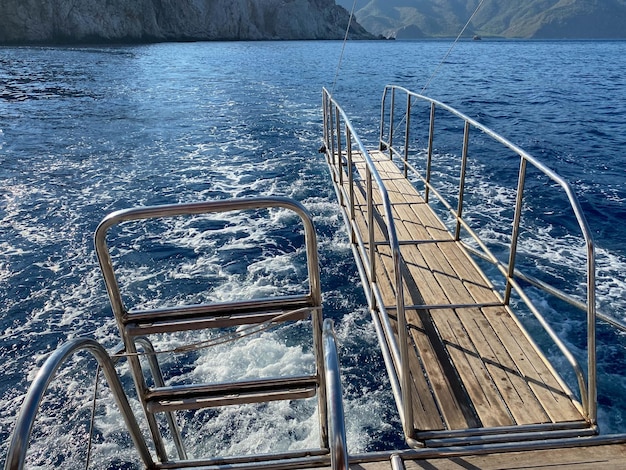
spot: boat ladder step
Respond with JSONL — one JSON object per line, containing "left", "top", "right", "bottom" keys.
{"left": 123, "top": 297, "right": 314, "bottom": 336}
{"left": 91, "top": 198, "right": 334, "bottom": 465}
{"left": 145, "top": 376, "right": 319, "bottom": 412}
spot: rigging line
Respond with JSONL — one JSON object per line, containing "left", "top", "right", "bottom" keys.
{"left": 85, "top": 364, "right": 101, "bottom": 470}
{"left": 420, "top": 0, "right": 487, "bottom": 94}
{"left": 330, "top": 0, "right": 358, "bottom": 97}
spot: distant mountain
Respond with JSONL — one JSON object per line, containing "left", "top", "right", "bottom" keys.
{"left": 0, "top": 0, "right": 374, "bottom": 44}
{"left": 335, "top": 0, "right": 626, "bottom": 39}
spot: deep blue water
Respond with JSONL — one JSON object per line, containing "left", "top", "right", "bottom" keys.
{"left": 1, "top": 40, "right": 625, "bottom": 466}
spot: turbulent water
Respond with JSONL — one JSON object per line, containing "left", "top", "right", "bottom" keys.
{"left": 1, "top": 40, "right": 625, "bottom": 467}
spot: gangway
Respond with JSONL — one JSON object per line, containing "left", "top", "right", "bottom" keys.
{"left": 322, "top": 85, "right": 598, "bottom": 449}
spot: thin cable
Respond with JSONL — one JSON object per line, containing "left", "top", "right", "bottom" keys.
{"left": 85, "top": 364, "right": 101, "bottom": 470}
{"left": 330, "top": 0, "right": 358, "bottom": 96}
{"left": 420, "top": 0, "right": 486, "bottom": 94}
{"left": 389, "top": 0, "right": 486, "bottom": 139}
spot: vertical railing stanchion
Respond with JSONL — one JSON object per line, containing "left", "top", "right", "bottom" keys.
{"left": 587, "top": 239, "right": 597, "bottom": 425}
{"left": 455, "top": 120, "right": 470, "bottom": 240}
{"left": 366, "top": 166, "right": 375, "bottom": 287}
{"left": 403, "top": 94, "right": 411, "bottom": 177}
{"left": 380, "top": 87, "right": 388, "bottom": 151}
{"left": 322, "top": 91, "right": 326, "bottom": 148}
{"left": 323, "top": 319, "right": 349, "bottom": 470}
{"left": 335, "top": 107, "right": 342, "bottom": 168}
{"left": 329, "top": 99, "right": 336, "bottom": 170}
{"left": 389, "top": 88, "right": 395, "bottom": 160}
{"left": 425, "top": 102, "right": 436, "bottom": 203}
{"left": 506, "top": 157, "right": 527, "bottom": 305}
{"left": 346, "top": 128, "right": 355, "bottom": 227}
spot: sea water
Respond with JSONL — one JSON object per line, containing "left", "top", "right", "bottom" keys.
{"left": 1, "top": 40, "right": 625, "bottom": 467}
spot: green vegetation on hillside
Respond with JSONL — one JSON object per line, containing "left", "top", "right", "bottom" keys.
{"left": 335, "top": 0, "right": 626, "bottom": 38}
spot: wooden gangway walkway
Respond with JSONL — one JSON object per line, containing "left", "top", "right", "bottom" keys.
{"left": 322, "top": 86, "right": 600, "bottom": 450}
{"left": 336, "top": 149, "right": 588, "bottom": 441}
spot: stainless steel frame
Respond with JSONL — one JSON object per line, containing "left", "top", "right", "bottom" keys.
{"left": 323, "top": 319, "right": 349, "bottom": 470}
{"left": 324, "top": 89, "right": 414, "bottom": 439}
{"left": 6, "top": 196, "right": 353, "bottom": 469}
{"left": 323, "top": 85, "right": 600, "bottom": 444}
{"left": 93, "top": 196, "right": 327, "bottom": 464}
{"left": 4, "top": 338, "right": 155, "bottom": 470}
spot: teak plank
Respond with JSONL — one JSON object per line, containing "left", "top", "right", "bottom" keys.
{"left": 429, "top": 308, "right": 513, "bottom": 428}
{"left": 306, "top": 442, "right": 626, "bottom": 469}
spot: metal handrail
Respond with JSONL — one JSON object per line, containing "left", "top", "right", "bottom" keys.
{"left": 322, "top": 319, "right": 349, "bottom": 470}
{"left": 4, "top": 338, "right": 155, "bottom": 470}
{"left": 379, "top": 84, "right": 597, "bottom": 422}
{"left": 94, "top": 197, "right": 322, "bottom": 328}
{"left": 94, "top": 196, "right": 329, "bottom": 457}
{"left": 323, "top": 88, "right": 414, "bottom": 438}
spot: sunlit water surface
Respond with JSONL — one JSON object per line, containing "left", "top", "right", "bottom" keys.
{"left": 1, "top": 40, "right": 625, "bottom": 467}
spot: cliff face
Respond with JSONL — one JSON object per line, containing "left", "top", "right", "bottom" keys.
{"left": 0, "top": 0, "right": 374, "bottom": 44}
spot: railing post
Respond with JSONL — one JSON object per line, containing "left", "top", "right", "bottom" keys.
{"left": 379, "top": 87, "right": 388, "bottom": 151}
{"left": 335, "top": 107, "right": 342, "bottom": 169}
{"left": 323, "top": 319, "right": 349, "bottom": 470}
{"left": 455, "top": 121, "right": 470, "bottom": 240}
{"left": 506, "top": 157, "right": 527, "bottom": 305}
{"left": 389, "top": 88, "right": 395, "bottom": 160}
{"left": 346, "top": 128, "right": 355, "bottom": 230}
{"left": 336, "top": 120, "right": 344, "bottom": 206}
{"left": 366, "top": 166, "right": 376, "bottom": 290}
{"left": 425, "top": 102, "right": 436, "bottom": 203}
{"left": 394, "top": 254, "right": 413, "bottom": 439}
{"left": 403, "top": 94, "right": 411, "bottom": 178}
{"left": 329, "top": 101, "right": 336, "bottom": 169}
{"left": 323, "top": 90, "right": 329, "bottom": 152}
{"left": 587, "top": 239, "right": 597, "bottom": 425}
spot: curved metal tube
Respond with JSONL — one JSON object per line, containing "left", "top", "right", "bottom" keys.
{"left": 134, "top": 337, "right": 187, "bottom": 460}
{"left": 322, "top": 319, "right": 349, "bottom": 470}
{"left": 94, "top": 196, "right": 321, "bottom": 328}
{"left": 380, "top": 84, "right": 597, "bottom": 422}
{"left": 323, "top": 87, "right": 413, "bottom": 438}
{"left": 4, "top": 338, "right": 154, "bottom": 470}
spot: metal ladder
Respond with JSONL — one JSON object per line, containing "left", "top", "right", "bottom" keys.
{"left": 5, "top": 197, "right": 349, "bottom": 469}
{"left": 92, "top": 196, "right": 330, "bottom": 466}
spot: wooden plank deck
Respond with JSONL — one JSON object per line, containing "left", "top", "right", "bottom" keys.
{"left": 331, "top": 149, "right": 589, "bottom": 440}
{"left": 302, "top": 441, "right": 626, "bottom": 469}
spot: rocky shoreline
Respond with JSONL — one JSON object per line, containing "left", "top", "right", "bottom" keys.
{"left": 0, "top": 0, "right": 374, "bottom": 45}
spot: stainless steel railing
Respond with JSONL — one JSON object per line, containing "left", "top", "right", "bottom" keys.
{"left": 94, "top": 196, "right": 329, "bottom": 462}
{"left": 7, "top": 196, "right": 346, "bottom": 469}
{"left": 323, "top": 88, "right": 415, "bottom": 439}
{"left": 379, "top": 85, "right": 597, "bottom": 422}
{"left": 323, "top": 84, "right": 600, "bottom": 436}
{"left": 323, "top": 319, "right": 349, "bottom": 470}
{"left": 4, "top": 338, "right": 155, "bottom": 470}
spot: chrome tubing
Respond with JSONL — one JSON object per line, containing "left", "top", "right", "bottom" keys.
{"left": 323, "top": 319, "right": 349, "bottom": 470}
{"left": 322, "top": 87, "right": 413, "bottom": 438}
{"left": 4, "top": 338, "right": 154, "bottom": 470}
{"left": 94, "top": 196, "right": 328, "bottom": 453}
{"left": 94, "top": 196, "right": 322, "bottom": 327}
{"left": 134, "top": 337, "right": 187, "bottom": 460}
{"left": 379, "top": 84, "right": 597, "bottom": 423}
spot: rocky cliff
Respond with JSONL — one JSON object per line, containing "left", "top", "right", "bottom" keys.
{"left": 0, "top": 0, "right": 374, "bottom": 44}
